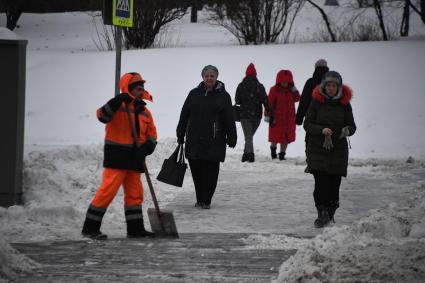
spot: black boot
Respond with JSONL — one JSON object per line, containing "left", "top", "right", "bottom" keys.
{"left": 242, "top": 153, "right": 248, "bottom": 162}
{"left": 328, "top": 201, "right": 339, "bottom": 223}
{"left": 82, "top": 205, "right": 107, "bottom": 240}
{"left": 314, "top": 205, "right": 330, "bottom": 228}
{"left": 270, "top": 146, "right": 277, "bottom": 159}
{"left": 247, "top": 152, "right": 255, "bottom": 163}
{"left": 125, "top": 206, "right": 155, "bottom": 238}
{"left": 278, "top": 152, "right": 286, "bottom": 160}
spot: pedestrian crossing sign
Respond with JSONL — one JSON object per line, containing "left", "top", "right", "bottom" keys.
{"left": 112, "top": 0, "right": 134, "bottom": 27}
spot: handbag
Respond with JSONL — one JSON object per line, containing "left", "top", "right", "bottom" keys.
{"left": 233, "top": 104, "right": 241, "bottom": 122}
{"left": 156, "top": 144, "right": 187, "bottom": 187}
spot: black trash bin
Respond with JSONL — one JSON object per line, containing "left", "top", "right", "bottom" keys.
{"left": 0, "top": 28, "right": 27, "bottom": 207}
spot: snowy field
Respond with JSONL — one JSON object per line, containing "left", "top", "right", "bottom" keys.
{"left": 1, "top": 2, "right": 425, "bottom": 282}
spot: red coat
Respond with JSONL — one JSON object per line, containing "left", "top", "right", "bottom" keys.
{"left": 266, "top": 70, "right": 300, "bottom": 143}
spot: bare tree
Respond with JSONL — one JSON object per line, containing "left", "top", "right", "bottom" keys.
{"left": 207, "top": 0, "right": 299, "bottom": 45}
{"left": 306, "top": 0, "right": 336, "bottom": 42}
{"left": 283, "top": 0, "right": 304, "bottom": 43}
{"left": 372, "top": 0, "right": 389, "bottom": 40}
{"left": 123, "top": 0, "right": 189, "bottom": 49}
{"left": 0, "top": 0, "right": 101, "bottom": 30}
{"left": 400, "top": 0, "right": 410, "bottom": 36}
{"left": 406, "top": 0, "right": 425, "bottom": 25}
{"left": 422, "top": 0, "right": 425, "bottom": 23}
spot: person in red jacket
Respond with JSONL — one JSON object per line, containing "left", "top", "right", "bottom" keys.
{"left": 81, "top": 72, "right": 157, "bottom": 240}
{"left": 265, "top": 70, "right": 300, "bottom": 160}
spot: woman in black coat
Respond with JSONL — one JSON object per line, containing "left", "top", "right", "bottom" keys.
{"left": 176, "top": 65, "right": 237, "bottom": 209}
{"left": 304, "top": 71, "right": 356, "bottom": 228}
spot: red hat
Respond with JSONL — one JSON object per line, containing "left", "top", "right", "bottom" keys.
{"left": 245, "top": 63, "right": 257, "bottom": 77}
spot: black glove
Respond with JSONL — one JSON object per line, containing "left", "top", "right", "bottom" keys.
{"left": 134, "top": 99, "right": 146, "bottom": 111}
{"left": 295, "top": 115, "right": 303, "bottom": 126}
{"left": 141, "top": 139, "right": 156, "bottom": 156}
{"left": 227, "top": 138, "right": 236, "bottom": 148}
{"left": 116, "top": 92, "right": 133, "bottom": 104}
{"left": 107, "top": 93, "right": 133, "bottom": 112}
{"left": 177, "top": 136, "right": 185, "bottom": 145}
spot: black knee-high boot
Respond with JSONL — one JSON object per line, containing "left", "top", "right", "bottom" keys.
{"left": 125, "top": 206, "right": 155, "bottom": 238}
{"left": 270, "top": 146, "right": 277, "bottom": 159}
{"left": 314, "top": 205, "right": 330, "bottom": 228}
{"left": 82, "top": 204, "right": 107, "bottom": 240}
{"left": 328, "top": 201, "right": 339, "bottom": 223}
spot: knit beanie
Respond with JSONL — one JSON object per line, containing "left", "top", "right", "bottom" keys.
{"left": 245, "top": 63, "right": 257, "bottom": 77}
{"left": 315, "top": 59, "right": 328, "bottom": 68}
{"left": 201, "top": 65, "right": 219, "bottom": 77}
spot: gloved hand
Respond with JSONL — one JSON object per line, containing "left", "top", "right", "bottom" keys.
{"left": 142, "top": 139, "right": 157, "bottom": 156}
{"left": 264, "top": 115, "right": 275, "bottom": 126}
{"left": 177, "top": 136, "right": 184, "bottom": 145}
{"left": 138, "top": 139, "right": 156, "bottom": 159}
{"left": 295, "top": 115, "right": 303, "bottom": 126}
{"left": 227, "top": 138, "right": 236, "bottom": 148}
{"left": 134, "top": 99, "right": 146, "bottom": 111}
{"left": 339, "top": 126, "right": 350, "bottom": 139}
{"left": 116, "top": 92, "right": 133, "bottom": 104}
{"left": 323, "top": 135, "right": 333, "bottom": 150}
{"left": 107, "top": 93, "right": 133, "bottom": 112}
{"left": 291, "top": 86, "right": 298, "bottom": 93}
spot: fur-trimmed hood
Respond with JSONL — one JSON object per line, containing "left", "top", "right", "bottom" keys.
{"left": 312, "top": 84, "right": 353, "bottom": 105}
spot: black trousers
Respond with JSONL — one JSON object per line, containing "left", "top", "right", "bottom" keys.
{"left": 188, "top": 159, "right": 220, "bottom": 205}
{"left": 312, "top": 170, "right": 342, "bottom": 208}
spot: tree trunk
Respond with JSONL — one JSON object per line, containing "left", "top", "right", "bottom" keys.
{"left": 373, "top": 0, "right": 388, "bottom": 40}
{"left": 190, "top": 5, "right": 198, "bottom": 23}
{"left": 400, "top": 0, "right": 410, "bottom": 37}
{"left": 306, "top": 0, "right": 336, "bottom": 42}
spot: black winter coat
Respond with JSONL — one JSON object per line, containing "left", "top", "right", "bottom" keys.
{"left": 177, "top": 81, "right": 237, "bottom": 162}
{"left": 304, "top": 85, "right": 356, "bottom": 177}
{"left": 235, "top": 76, "right": 270, "bottom": 120}
{"left": 296, "top": 66, "right": 329, "bottom": 125}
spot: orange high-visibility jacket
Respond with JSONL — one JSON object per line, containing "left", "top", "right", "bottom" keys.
{"left": 96, "top": 72, "right": 157, "bottom": 172}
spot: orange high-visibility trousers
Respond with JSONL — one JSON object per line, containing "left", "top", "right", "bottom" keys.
{"left": 91, "top": 168, "right": 144, "bottom": 209}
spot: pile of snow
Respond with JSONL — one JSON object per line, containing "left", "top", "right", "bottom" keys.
{"left": 274, "top": 185, "right": 425, "bottom": 283}
{"left": 0, "top": 139, "right": 184, "bottom": 243}
{"left": 0, "top": 236, "right": 39, "bottom": 282}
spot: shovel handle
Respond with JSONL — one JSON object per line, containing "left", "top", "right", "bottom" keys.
{"left": 143, "top": 162, "right": 161, "bottom": 216}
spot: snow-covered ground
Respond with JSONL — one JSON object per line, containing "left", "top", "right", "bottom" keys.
{"left": 1, "top": 2, "right": 425, "bottom": 282}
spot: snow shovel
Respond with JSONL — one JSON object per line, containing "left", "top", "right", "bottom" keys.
{"left": 143, "top": 162, "right": 179, "bottom": 238}
{"left": 125, "top": 103, "right": 179, "bottom": 238}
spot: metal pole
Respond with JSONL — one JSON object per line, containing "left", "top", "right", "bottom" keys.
{"left": 114, "top": 27, "right": 122, "bottom": 96}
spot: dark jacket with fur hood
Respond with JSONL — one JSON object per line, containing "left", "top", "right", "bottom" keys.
{"left": 303, "top": 84, "right": 356, "bottom": 177}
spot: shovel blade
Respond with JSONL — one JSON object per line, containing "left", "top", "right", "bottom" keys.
{"left": 147, "top": 208, "right": 179, "bottom": 238}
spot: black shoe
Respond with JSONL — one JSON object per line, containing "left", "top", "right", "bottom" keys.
{"left": 242, "top": 153, "right": 248, "bottom": 162}
{"left": 314, "top": 206, "right": 330, "bottom": 228}
{"left": 327, "top": 201, "right": 339, "bottom": 223}
{"left": 278, "top": 152, "right": 286, "bottom": 160}
{"left": 201, "top": 203, "right": 211, "bottom": 209}
{"left": 82, "top": 230, "right": 108, "bottom": 240}
{"left": 127, "top": 229, "right": 155, "bottom": 238}
{"left": 247, "top": 153, "right": 255, "bottom": 163}
{"left": 270, "top": 146, "right": 277, "bottom": 159}
{"left": 195, "top": 202, "right": 202, "bottom": 208}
